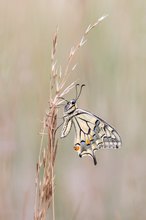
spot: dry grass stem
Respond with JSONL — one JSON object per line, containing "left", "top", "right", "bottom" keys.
{"left": 34, "top": 15, "right": 107, "bottom": 220}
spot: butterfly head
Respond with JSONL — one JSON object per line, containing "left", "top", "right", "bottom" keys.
{"left": 64, "top": 99, "right": 77, "bottom": 114}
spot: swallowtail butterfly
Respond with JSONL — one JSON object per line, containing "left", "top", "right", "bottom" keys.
{"left": 61, "top": 84, "right": 122, "bottom": 165}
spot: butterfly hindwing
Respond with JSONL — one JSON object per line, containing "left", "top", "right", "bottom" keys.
{"left": 72, "top": 109, "right": 121, "bottom": 164}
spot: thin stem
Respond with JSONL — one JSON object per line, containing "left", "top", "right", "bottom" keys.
{"left": 51, "top": 165, "right": 55, "bottom": 220}
{"left": 34, "top": 118, "right": 46, "bottom": 219}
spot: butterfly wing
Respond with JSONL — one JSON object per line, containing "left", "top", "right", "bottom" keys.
{"left": 72, "top": 109, "right": 122, "bottom": 165}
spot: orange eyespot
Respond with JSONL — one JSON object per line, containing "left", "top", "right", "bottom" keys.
{"left": 86, "top": 139, "right": 90, "bottom": 145}
{"left": 74, "top": 146, "right": 80, "bottom": 151}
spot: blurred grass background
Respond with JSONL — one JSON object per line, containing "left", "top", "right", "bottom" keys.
{"left": 0, "top": 0, "right": 146, "bottom": 219}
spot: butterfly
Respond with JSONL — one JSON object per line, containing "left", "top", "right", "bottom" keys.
{"left": 61, "top": 84, "right": 122, "bottom": 165}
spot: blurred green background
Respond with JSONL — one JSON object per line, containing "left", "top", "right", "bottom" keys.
{"left": 1, "top": 0, "right": 146, "bottom": 219}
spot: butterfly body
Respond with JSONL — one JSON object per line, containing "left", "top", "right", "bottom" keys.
{"left": 61, "top": 86, "right": 122, "bottom": 165}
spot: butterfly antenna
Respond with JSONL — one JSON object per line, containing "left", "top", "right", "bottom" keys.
{"left": 76, "top": 84, "right": 85, "bottom": 101}
{"left": 75, "top": 84, "right": 80, "bottom": 99}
